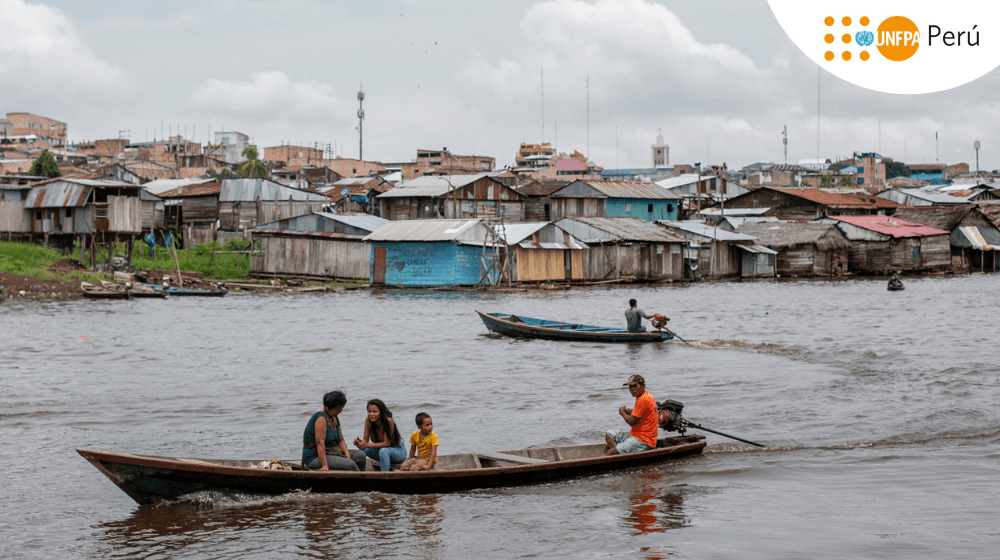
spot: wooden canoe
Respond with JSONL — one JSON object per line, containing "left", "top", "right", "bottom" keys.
{"left": 77, "top": 435, "right": 705, "bottom": 505}
{"left": 477, "top": 311, "right": 674, "bottom": 343}
{"left": 137, "top": 282, "right": 227, "bottom": 297}
{"left": 81, "top": 281, "right": 166, "bottom": 299}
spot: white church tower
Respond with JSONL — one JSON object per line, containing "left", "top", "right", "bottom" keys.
{"left": 652, "top": 129, "right": 669, "bottom": 167}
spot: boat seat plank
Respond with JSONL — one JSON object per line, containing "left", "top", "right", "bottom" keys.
{"left": 477, "top": 452, "right": 550, "bottom": 465}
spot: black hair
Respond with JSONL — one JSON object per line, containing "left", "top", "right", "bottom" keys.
{"left": 629, "top": 298, "right": 637, "bottom": 307}
{"left": 415, "top": 412, "right": 432, "bottom": 427}
{"left": 367, "top": 399, "right": 401, "bottom": 446}
{"left": 323, "top": 390, "right": 347, "bottom": 410}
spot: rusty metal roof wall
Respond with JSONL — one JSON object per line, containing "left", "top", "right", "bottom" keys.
{"left": 24, "top": 183, "right": 91, "bottom": 208}
{"left": 567, "top": 180, "right": 681, "bottom": 200}
{"left": 157, "top": 182, "right": 222, "bottom": 198}
{"left": 657, "top": 220, "right": 759, "bottom": 242}
{"left": 219, "top": 178, "right": 329, "bottom": 202}
{"left": 364, "top": 219, "right": 486, "bottom": 242}
{"left": 770, "top": 187, "right": 876, "bottom": 207}
{"left": 142, "top": 178, "right": 215, "bottom": 196}
{"left": 830, "top": 215, "right": 950, "bottom": 238}
{"left": 556, "top": 216, "right": 687, "bottom": 243}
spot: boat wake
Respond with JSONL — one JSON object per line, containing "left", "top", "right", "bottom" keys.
{"left": 703, "top": 426, "right": 1000, "bottom": 455}
{"left": 688, "top": 338, "right": 804, "bottom": 357}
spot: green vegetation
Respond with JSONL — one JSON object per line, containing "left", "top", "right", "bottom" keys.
{"left": 236, "top": 146, "right": 269, "bottom": 178}
{"left": 117, "top": 238, "right": 253, "bottom": 280}
{"left": 28, "top": 151, "right": 61, "bottom": 178}
{"left": 0, "top": 241, "right": 99, "bottom": 282}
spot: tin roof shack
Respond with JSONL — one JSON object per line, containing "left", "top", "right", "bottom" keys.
{"left": 736, "top": 223, "right": 851, "bottom": 277}
{"left": 249, "top": 212, "right": 388, "bottom": 280}
{"left": 363, "top": 219, "right": 501, "bottom": 287}
{"left": 723, "top": 187, "right": 894, "bottom": 221}
{"left": 146, "top": 179, "right": 222, "bottom": 246}
{"left": 218, "top": 179, "right": 330, "bottom": 243}
{"left": 548, "top": 180, "right": 681, "bottom": 222}
{"left": 892, "top": 206, "right": 1000, "bottom": 272}
{"left": 516, "top": 180, "right": 569, "bottom": 222}
{"left": 377, "top": 175, "right": 525, "bottom": 221}
{"left": 499, "top": 222, "right": 588, "bottom": 283}
{"left": 655, "top": 174, "right": 750, "bottom": 218}
{"left": 657, "top": 220, "right": 775, "bottom": 278}
{"left": 826, "top": 216, "right": 950, "bottom": 275}
{"left": 0, "top": 184, "right": 33, "bottom": 237}
{"left": 319, "top": 177, "right": 392, "bottom": 215}
{"left": 554, "top": 217, "right": 687, "bottom": 281}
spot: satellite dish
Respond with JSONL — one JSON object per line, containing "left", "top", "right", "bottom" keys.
{"left": 341, "top": 187, "right": 350, "bottom": 195}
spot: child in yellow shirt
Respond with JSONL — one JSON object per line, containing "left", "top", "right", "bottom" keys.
{"left": 401, "top": 412, "right": 438, "bottom": 471}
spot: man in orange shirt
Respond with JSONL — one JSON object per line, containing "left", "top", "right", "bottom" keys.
{"left": 605, "top": 374, "right": 659, "bottom": 456}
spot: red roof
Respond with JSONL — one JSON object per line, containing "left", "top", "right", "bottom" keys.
{"left": 771, "top": 187, "right": 883, "bottom": 208}
{"left": 556, "top": 159, "right": 588, "bottom": 172}
{"left": 831, "top": 215, "right": 949, "bottom": 238}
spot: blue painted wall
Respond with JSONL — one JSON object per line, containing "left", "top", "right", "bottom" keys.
{"left": 606, "top": 198, "right": 678, "bottom": 222}
{"left": 371, "top": 242, "right": 497, "bottom": 286}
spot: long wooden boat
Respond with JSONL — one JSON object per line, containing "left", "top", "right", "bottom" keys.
{"left": 78, "top": 435, "right": 705, "bottom": 505}
{"left": 81, "top": 281, "right": 166, "bottom": 299}
{"left": 477, "top": 311, "right": 674, "bottom": 343}
{"left": 137, "top": 282, "right": 227, "bottom": 297}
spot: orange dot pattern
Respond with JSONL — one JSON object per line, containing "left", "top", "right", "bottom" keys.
{"left": 822, "top": 16, "right": 873, "bottom": 62}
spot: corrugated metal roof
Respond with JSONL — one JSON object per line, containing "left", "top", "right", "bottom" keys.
{"left": 143, "top": 178, "right": 217, "bottom": 196}
{"left": 830, "top": 215, "right": 949, "bottom": 238}
{"left": 735, "top": 244, "right": 778, "bottom": 255}
{"left": 518, "top": 240, "right": 588, "bottom": 250}
{"left": 701, "top": 206, "right": 771, "bottom": 216}
{"left": 332, "top": 177, "right": 377, "bottom": 186}
{"left": 498, "top": 222, "right": 548, "bottom": 244}
{"left": 657, "top": 220, "right": 759, "bottom": 242}
{"left": 771, "top": 187, "right": 878, "bottom": 207}
{"left": 556, "top": 159, "right": 588, "bottom": 172}
{"left": 314, "top": 212, "right": 388, "bottom": 232}
{"left": 364, "top": 219, "right": 485, "bottom": 242}
{"left": 955, "top": 226, "right": 1000, "bottom": 250}
{"left": 655, "top": 173, "right": 701, "bottom": 190}
{"left": 24, "top": 182, "right": 91, "bottom": 208}
{"left": 156, "top": 182, "right": 221, "bottom": 198}
{"left": 576, "top": 181, "right": 680, "bottom": 200}
{"left": 377, "top": 174, "right": 492, "bottom": 198}
{"left": 219, "top": 178, "right": 329, "bottom": 202}
{"left": 556, "top": 217, "right": 688, "bottom": 243}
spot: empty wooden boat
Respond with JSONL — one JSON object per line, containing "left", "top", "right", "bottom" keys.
{"left": 78, "top": 435, "right": 705, "bottom": 505}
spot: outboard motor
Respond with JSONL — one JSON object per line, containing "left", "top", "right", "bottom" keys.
{"left": 657, "top": 399, "right": 686, "bottom": 434}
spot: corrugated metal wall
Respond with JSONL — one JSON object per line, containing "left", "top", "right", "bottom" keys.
{"left": 369, "top": 242, "right": 495, "bottom": 286}
{"left": 605, "top": 199, "right": 678, "bottom": 222}
{"left": 551, "top": 198, "right": 605, "bottom": 221}
{"left": 108, "top": 196, "right": 142, "bottom": 233}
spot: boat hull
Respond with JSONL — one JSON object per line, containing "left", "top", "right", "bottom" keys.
{"left": 78, "top": 436, "right": 705, "bottom": 505}
{"left": 477, "top": 311, "right": 673, "bottom": 343}
{"left": 138, "top": 283, "right": 227, "bottom": 297}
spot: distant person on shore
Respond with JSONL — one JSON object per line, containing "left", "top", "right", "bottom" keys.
{"left": 606, "top": 374, "right": 659, "bottom": 456}
{"left": 401, "top": 413, "right": 438, "bottom": 471}
{"left": 353, "top": 399, "right": 407, "bottom": 471}
{"left": 625, "top": 299, "right": 654, "bottom": 333}
{"left": 302, "top": 390, "right": 367, "bottom": 471}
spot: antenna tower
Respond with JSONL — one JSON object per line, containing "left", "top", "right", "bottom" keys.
{"left": 782, "top": 125, "right": 788, "bottom": 165}
{"left": 357, "top": 85, "right": 365, "bottom": 161}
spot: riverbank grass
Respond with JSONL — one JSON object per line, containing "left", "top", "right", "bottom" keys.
{"left": 120, "top": 239, "right": 252, "bottom": 280}
{"left": 0, "top": 241, "right": 102, "bottom": 282}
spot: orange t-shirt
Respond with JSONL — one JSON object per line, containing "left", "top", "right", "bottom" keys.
{"left": 630, "top": 391, "right": 659, "bottom": 448}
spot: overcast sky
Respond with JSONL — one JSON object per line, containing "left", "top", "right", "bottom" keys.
{"left": 2, "top": 0, "right": 999, "bottom": 170}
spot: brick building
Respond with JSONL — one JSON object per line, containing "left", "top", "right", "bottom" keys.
{"left": 5, "top": 113, "right": 67, "bottom": 148}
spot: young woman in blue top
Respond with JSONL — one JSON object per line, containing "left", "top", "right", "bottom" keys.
{"left": 353, "top": 399, "right": 407, "bottom": 471}
{"left": 302, "top": 390, "right": 367, "bottom": 471}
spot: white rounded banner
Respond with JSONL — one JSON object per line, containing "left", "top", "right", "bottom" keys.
{"left": 768, "top": 0, "right": 1000, "bottom": 94}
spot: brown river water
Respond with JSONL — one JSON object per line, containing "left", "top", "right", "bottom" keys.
{"left": 2, "top": 275, "right": 999, "bottom": 559}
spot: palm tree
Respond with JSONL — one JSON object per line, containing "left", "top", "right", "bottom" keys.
{"left": 820, "top": 174, "right": 835, "bottom": 189}
{"left": 236, "top": 146, "right": 269, "bottom": 178}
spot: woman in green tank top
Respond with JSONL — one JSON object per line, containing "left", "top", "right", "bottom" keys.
{"left": 302, "top": 390, "right": 367, "bottom": 471}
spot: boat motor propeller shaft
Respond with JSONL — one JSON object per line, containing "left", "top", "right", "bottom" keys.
{"left": 656, "top": 399, "right": 765, "bottom": 447}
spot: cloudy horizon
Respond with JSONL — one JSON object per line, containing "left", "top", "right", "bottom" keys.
{"left": 2, "top": 0, "right": 998, "bottom": 171}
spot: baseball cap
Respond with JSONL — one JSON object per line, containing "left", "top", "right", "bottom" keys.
{"left": 623, "top": 374, "right": 645, "bottom": 386}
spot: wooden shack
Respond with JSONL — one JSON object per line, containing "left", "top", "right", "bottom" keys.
{"left": 145, "top": 179, "right": 222, "bottom": 246}
{"left": 249, "top": 212, "right": 388, "bottom": 280}
{"left": 892, "top": 205, "right": 1000, "bottom": 272}
{"left": 218, "top": 178, "right": 330, "bottom": 243}
{"left": 826, "top": 215, "right": 951, "bottom": 274}
{"left": 377, "top": 175, "right": 525, "bottom": 221}
{"left": 723, "top": 187, "right": 896, "bottom": 221}
{"left": 0, "top": 184, "right": 31, "bottom": 239}
{"left": 548, "top": 180, "right": 681, "bottom": 222}
{"left": 516, "top": 180, "right": 569, "bottom": 222}
{"left": 737, "top": 222, "right": 851, "bottom": 277}
{"left": 657, "top": 220, "right": 775, "bottom": 278}
{"left": 554, "top": 217, "right": 687, "bottom": 281}
{"left": 500, "top": 222, "right": 587, "bottom": 282}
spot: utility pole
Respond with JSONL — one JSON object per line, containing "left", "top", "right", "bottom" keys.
{"left": 782, "top": 125, "right": 788, "bottom": 165}
{"left": 357, "top": 85, "right": 365, "bottom": 161}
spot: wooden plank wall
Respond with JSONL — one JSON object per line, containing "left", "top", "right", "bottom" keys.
{"left": 514, "top": 248, "right": 568, "bottom": 281}
{"left": 0, "top": 200, "right": 30, "bottom": 232}
{"left": 550, "top": 198, "right": 604, "bottom": 221}
{"left": 108, "top": 196, "right": 142, "bottom": 233}
{"left": 849, "top": 241, "right": 892, "bottom": 274}
{"left": 255, "top": 236, "right": 370, "bottom": 279}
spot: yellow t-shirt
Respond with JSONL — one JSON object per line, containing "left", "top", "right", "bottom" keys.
{"left": 409, "top": 431, "right": 439, "bottom": 462}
